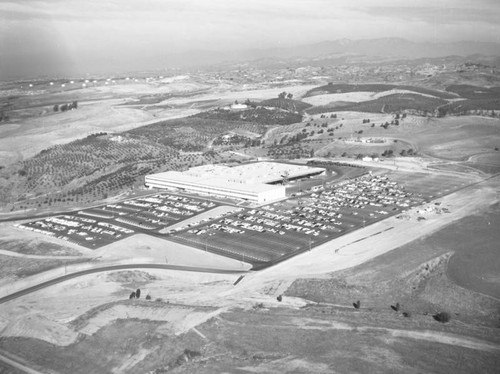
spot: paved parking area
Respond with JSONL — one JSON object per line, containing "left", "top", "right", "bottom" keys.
{"left": 171, "top": 174, "right": 428, "bottom": 265}
{"left": 16, "top": 193, "right": 220, "bottom": 249}
{"left": 15, "top": 172, "right": 473, "bottom": 263}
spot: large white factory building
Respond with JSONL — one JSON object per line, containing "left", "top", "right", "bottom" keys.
{"left": 145, "top": 162, "right": 325, "bottom": 204}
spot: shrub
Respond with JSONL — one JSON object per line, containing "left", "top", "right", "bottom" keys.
{"left": 253, "top": 302, "right": 265, "bottom": 310}
{"left": 433, "top": 311, "right": 451, "bottom": 323}
{"left": 391, "top": 302, "right": 401, "bottom": 312}
{"left": 353, "top": 300, "right": 361, "bottom": 309}
{"left": 403, "top": 311, "right": 411, "bottom": 318}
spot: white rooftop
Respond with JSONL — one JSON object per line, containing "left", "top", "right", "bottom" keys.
{"left": 184, "top": 162, "right": 324, "bottom": 184}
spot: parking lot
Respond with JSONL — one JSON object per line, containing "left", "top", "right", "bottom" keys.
{"left": 170, "top": 174, "right": 428, "bottom": 265}
{"left": 16, "top": 171, "right": 472, "bottom": 263}
{"left": 16, "top": 193, "right": 220, "bottom": 249}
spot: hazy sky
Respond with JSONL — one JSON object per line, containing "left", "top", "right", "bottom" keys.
{"left": 1, "top": 0, "right": 500, "bottom": 79}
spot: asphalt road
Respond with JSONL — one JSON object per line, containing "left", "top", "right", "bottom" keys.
{"left": 0, "top": 263, "right": 246, "bottom": 305}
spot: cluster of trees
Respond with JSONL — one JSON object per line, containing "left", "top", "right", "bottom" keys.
{"left": 213, "top": 134, "right": 250, "bottom": 146}
{"left": 53, "top": 101, "right": 78, "bottom": 112}
{"left": 244, "top": 138, "right": 263, "bottom": 147}
{"left": 267, "top": 143, "right": 312, "bottom": 159}
{"left": 0, "top": 111, "right": 10, "bottom": 122}
{"left": 356, "top": 153, "right": 379, "bottom": 160}
{"left": 278, "top": 91, "right": 294, "bottom": 100}
{"left": 400, "top": 148, "right": 415, "bottom": 156}
{"left": 380, "top": 119, "right": 399, "bottom": 129}
{"left": 278, "top": 132, "right": 309, "bottom": 145}
{"left": 129, "top": 288, "right": 152, "bottom": 300}
{"left": 306, "top": 160, "right": 365, "bottom": 169}
{"left": 362, "top": 119, "right": 371, "bottom": 124}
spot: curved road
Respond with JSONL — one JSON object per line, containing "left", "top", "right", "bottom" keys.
{"left": 0, "top": 263, "right": 246, "bottom": 305}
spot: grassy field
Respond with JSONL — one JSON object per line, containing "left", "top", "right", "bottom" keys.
{"left": 306, "top": 93, "right": 447, "bottom": 115}
{"left": 305, "top": 83, "right": 457, "bottom": 99}
{"left": 0, "top": 238, "right": 82, "bottom": 256}
{"left": 445, "top": 84, "right": 500, "bottom": 99}
{"left": 285, "top": 212, "right": 500, "bottom": 325}
{"left": 442, "top": 203, "right": 500, "bottom": 299}
{"left": 0, "top": 254, "right": 88, "bottom": 283}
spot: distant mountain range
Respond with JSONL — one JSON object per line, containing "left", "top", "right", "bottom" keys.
{"left": 163, "top": 38, "right": 500, "bottom": 68}
{"left": 3, "top": 38, "right": 500, "bottom": 80}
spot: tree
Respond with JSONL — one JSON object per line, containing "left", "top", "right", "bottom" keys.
{"left": 146, "top": 294, "right": 151, "bottom": 300}
{"left": 437, "top": 107, "right": 447, "bottom": 118}
{"left": 129, "top": 291, "right": 136, "bottom": 299}
{"left": 353, "top": 300, "right": 361, "bottom": 309}
{"left": 286, "top": 93, "right": 293, "bottom": 100}
{"left": 136, "top": 288, "right": 141, "bottom": 298}
{"left": 53, "top": 104, "right": 59, "bottom": 112}
{"left": 71, "top": 100, "right": 78, "bottom": 109}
